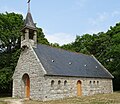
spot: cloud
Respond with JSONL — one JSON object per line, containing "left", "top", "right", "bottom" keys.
{"left": 87, "top": 10, "right": 120, "bottom": 34}
{"left": 88, "top": 10, "right": 120, "bottom": 26}
{"left": 85, "top": 29, "right": 105, "bottom": 35}
{"left": 75, "top": 0, "right": 88, "bottom": 7}
{"left": 88, "top": 12, "right": 108, "bottom": 26}
{"left": 87, "top": 12, "right": 109, "bottom": 34}
{"left": 112, "top": 11, "right": 120, "bottom": 17}
{"left": 69, "top": 0, "right": 88, "bottom": 11}
{"left": 45, "top": 32, "right": 76, "bottom": 46}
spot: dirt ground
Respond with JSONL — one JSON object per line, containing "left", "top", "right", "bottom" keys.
{"left": 0, "top": 99, "right": 23, "bottom": 104}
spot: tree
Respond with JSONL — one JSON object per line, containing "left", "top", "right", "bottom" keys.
{"left": 61, "top": 34, "right": 94, "bottom": 54}
{"left": 50, "top": 43, "right": 60, "bottom": 48}
{"left": 0, "top": 12, "right": 49, "bottom": 94}
{"left": 0, "top": 12, "right": 24, "bottom": 53}
{"left": 37, "top": 28, "right": 49, "bottom": 45}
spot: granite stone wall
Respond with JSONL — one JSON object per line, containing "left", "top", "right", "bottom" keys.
{"left": 12, "top": 46, "right": 45, "bottom": 100}
{"left": 43, "top": 76, "right": 113, "bottom": 101}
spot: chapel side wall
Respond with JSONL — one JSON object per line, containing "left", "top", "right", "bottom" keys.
{"left": 12, "top": 47, "right": 45, "bottom": 100}
{"left": 43, "top": 76, "right": 113, "bottom": 101}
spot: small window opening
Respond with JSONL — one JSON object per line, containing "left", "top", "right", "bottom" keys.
{"left": 51, "top": 80, "right": 54, "bottom": 87}
{"left": 58, "top": 80, "right": 61, "bottom": 88}
{"left": 29, "top": 30, "right": 34, "bottom": 40}
{"left": 93, "top": 81, "right": 95, "bottom": 84}
{"left": 58, "top": 80, "right": 61, "bottom": 85}
{"left": 89, "top": 81, "right": 92, "bottom": 85}
{"left": 97, "top": 81, "right": 99, "bottom": 84}
{"left": 64, "top": 80, "right": 67, "bottom": 86}
{"left": 29, "top": 33, "right": 34, "bottom": 40}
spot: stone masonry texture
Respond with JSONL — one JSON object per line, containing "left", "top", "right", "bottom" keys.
{"left": 13, "top": 46, "right": 113, "bottom": 101}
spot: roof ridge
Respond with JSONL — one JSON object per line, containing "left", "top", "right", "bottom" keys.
{"left": 37, "top": 43, "right": 91, "bottom": 57}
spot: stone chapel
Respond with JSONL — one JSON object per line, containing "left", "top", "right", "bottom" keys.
{"left": 12, "top": 1, "right": 113, "bottom": 101}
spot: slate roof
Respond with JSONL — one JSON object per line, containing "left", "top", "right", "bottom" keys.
{"left": 33, "top": 44, "right": 113, "bottom": 79}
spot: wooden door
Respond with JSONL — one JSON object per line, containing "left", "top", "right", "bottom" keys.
{"left": 23, "top": 74, "right": 30, "bottom": 98}
{"left": 22, "top": 74, "right": 30, "bottom": 99}
{"left": 25, "top": 76, "right": 30, "bottom": 98}
{"left": 77, "top": 80, "right": 82, "bottom": 96}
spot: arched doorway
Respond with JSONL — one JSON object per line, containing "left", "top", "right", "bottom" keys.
{"left": 77, "top": 80, "right": 82, "bottom": 96}
{"left": 22, "top": 74, "right": 30, "bottom": 98}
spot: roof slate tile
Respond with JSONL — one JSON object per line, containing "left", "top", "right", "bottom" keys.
{"left": 33, "top": 44, "right": 113, "bottom": 78}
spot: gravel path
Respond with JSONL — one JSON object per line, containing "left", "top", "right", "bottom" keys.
{"left": 4, "top": 99, "right": 23, "bottom": 104}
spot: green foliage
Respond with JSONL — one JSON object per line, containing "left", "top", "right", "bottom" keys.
{"left": 62, "top": 34, "right": 94, "bottom": 54}
{"left": 37, "top": 28, "right": 49, "bottom": 45}
{"left": 0, "top": 67, "right": 13, "bottom": 92}
{"left": 0, "top": 12, "right": 49, "bottom": 94}
{"left": 0, "top": 50, "right": 21, "bottom": 93}
{"left": 0, "top": 12, "right": 23, "bottom": 52}
{"left": 61, "top": 43, "right": 74, "bottom": 51}
{"left": 50, "top": 43, "right": 60, "bottom": 48}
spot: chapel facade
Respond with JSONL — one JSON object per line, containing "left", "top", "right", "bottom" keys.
{"left": 12, "top": 2, "right": 113, "bottom": 101}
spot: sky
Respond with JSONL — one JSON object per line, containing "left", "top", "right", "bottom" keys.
{"left": 0, "top": 0, "right": 120, "bottom": 45}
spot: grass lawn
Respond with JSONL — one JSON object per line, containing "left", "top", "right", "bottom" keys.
{"left": 0, "top": 97, "right": 11, "bottom": 104}
{"left": 0, "top": 92, "right": 120, "bottom": 104}
{"left": 24, "top": 92, "right": 120, "bottom": 104}
{"left": 0, "top": 101, "right": 7, "bottom": 104}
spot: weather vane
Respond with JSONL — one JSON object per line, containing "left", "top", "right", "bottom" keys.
{"left": 27, "top": 0, "right": 31, "bottom": 12}
{"left": 27, "top": 0, "right": 31, "bottom": 3}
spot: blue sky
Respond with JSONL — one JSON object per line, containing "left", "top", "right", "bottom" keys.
{"left": 0, "top": 0, "right": 120, "bottom": 45}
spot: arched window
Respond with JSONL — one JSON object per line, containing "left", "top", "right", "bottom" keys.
{"left": 58, "top": 80, "right": 61, "bottom": 85}
{"left": 58, "top": 80, "right": 61, "bottom": 88}
{"left": 93, "top": 81, "right": 95, "bottom": 84}
{"left": 29, "top": 30, "right": 34, "bottom": 40}
{"left": 89, "top": 81, "right": 92, "bottom": 85}
{"left": 97, "top": 81, "right": 99, "bottom": 85}
{"left": 64, "top": 80, "right": 67, "bottom": 86}
{"left": 51, "top": 80, "right": 54, "bottom": 87}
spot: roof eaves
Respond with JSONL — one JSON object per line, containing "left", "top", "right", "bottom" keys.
{"left": 44, "top": 74, "right": 113, "bottom": 79}
{"left": 21, "top": 25, "right": 37, "bottom": 31}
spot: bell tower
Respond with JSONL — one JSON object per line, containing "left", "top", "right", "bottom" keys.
{"left": 21, "top": 0, "right": 37, "bottom": 48}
